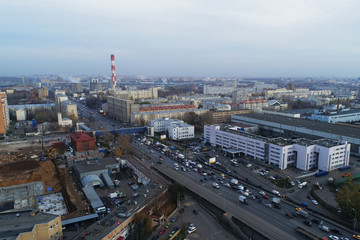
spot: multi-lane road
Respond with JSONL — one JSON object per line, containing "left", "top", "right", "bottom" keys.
{"left": 135, "top": 142, "right": 355, "bottom": 240}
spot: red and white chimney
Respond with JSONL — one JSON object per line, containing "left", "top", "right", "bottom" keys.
{"left": 110, "top": 54, "right": 116, "bottom": 89}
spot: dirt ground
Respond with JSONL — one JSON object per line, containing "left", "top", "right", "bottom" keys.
{"left": 0, "top": 141, "right": 87, "bottom": 219}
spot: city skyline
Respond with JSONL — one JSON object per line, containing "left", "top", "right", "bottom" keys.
{"left": 1, "top": 0, "right": 360, "bottom": 77}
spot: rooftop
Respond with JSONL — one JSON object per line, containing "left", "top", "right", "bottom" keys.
{"left": 74, "top": 157, "right": 119, "bottom": 174}
{"left": 139, "top": 104, "right": 196, "bottom": 112}
{"left": 0, "top": 212, "right": 59, "bottom": 240}
{"left": 70, "top": 132, "right": 95, "bottom": 142}
{"left": 233, "top": 113, "right": 360, "bottom": 139}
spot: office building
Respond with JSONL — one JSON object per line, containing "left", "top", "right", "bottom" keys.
{"left": 113, "top": 87, "right": 158, "bottom": 100}
{"left": 231, "top": 113, "right": 360, "bottom": 155}
{"left": 71, "top": 83, "right": 83, "bottom": 93}
{"left": 204, "top": 124, "right": 350, "bottom": 171}
{"left": 151, "top": 118, "right": 194, "bottom": 140}
{"left": 0, "top": 92, "right": 10, "bottom": 135}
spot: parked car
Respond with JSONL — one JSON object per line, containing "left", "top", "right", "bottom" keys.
{"left": 193, "top": 209, "right": 199, "bottom": 215}
{"left": 312, "top": 199, "right": 318, "bottom": 205}
{"left": 303, "top": 219, "right": 312, "bottom": 226}
{"left": 159, "top": 228, "right": 166, "bottom": 235}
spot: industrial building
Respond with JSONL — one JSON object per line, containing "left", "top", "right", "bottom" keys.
{"left": 90, "top": 78, "right": 103, "bottom": 91}
{"left": 150, "top": 118, "right": 194, "bottom": 140}
{"left": 231, "top": 113, "right": 360, "bottom": 155}
{"left": 204, "top": 124, "right": 350, "bottom": 171}
{"left": 309, "top": 109, "right": 360, "bottom": 123}
{"left": 0, "top": 92, "right": 10, "bottom": 135}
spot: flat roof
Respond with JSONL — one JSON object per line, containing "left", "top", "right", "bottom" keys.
{"left": 74, "top": 157, "right": 118, "bottom": 173}
{"left": 71, "top": 132, "right": 95, "bottom": 142}
{"left": 233, "top": 113, "right": 360, "bottom": 139}
{"left": 0, "top": 212, "right": 58, "bottom": 239}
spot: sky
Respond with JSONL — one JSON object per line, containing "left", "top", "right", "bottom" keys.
{"left": 0, "top": 0, "right": 360, "bottom": 77}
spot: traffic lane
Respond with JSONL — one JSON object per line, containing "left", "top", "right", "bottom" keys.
{"left": 144, "top": 146, "right": 354, "bottom": 239}
{"left": 179, "top": 199, "right": 237, "bottom": 240}
{"left": 154, "top": 164, "right": 299, "bottom": 240}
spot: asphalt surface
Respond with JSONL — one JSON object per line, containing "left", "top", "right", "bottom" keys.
{"left": 135, "top": 142, "right": 356, "bottom": 240}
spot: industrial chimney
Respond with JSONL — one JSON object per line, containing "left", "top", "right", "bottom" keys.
{"left": 109, "top": 54, "right": 116, "bottom": 89}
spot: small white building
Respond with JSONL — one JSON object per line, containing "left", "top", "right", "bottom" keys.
{"left": 16, "top": 109, "right": 26, "bottom": 121}
{"left": 151, "top": 118, "right": 194, "bottom": 140}
{"left": 204, "top": 124, "right": 350, "bottom": 171}
{"left": 58, "top": 113, "right": 72, "bottom": 127}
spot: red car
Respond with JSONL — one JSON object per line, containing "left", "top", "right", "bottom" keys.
{"left": 262, "top": 194, "right": 269, "bottom": 199}
{"left": 159, "top": 228, "right": 166, "bottom": 235}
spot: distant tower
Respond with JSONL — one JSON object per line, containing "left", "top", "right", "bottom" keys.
{"left": 109, "top": 54, "right": 116, "bottom": 89}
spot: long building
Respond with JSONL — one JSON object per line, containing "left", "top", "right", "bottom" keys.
{"left": 231, "top": 113, "right": 360, "bottom": 155}
{"left": 0, "top": 92, "right": 10, "bottom": 135}
{"left": 310, "top": 109, "right": 360, "bottom": 123}
{"left": 204, "top": 124, "right": 350, "bottom": 171}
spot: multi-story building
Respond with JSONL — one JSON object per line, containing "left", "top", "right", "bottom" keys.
{"left": 232, "top": 90, "right": 251, "bottom": 104}
{"left": 204, "top": 124, "right": 350, "bottom": 171}
{"left": 239, "top": 99, "right": 269, "bottom": 110}
{"left": 231, "top": 113, "right": 360, "bottom": 155}
{"left": 71, "top": 82, "right": 83, "bottom": 93}
{"left": 70, "top": 132, "right": 96, "bottom": 152}
{"left": 3, "top": 213, "right": 63, "bottom": 240}
{"left": 57, "top": 113, "right": 73, "bottom": 127}
{"left": 37, "top": 87, "right": 48, "bottom": 99}
{"left": 264, "top": 88, "right": 310, "bottom": 99}
{"left": 203, "top": 85, "right": 236, "bottom": 95}
{"left": 113, "top": 87, "right": 158, "bottom": 100}
{"left": 210, "top": 110, "right": 251, "bottom": 124}
{"left": 132, "top": 108, "right": 208, "bottom": 125}
{"left": 0, "top": 92, "right": 10, "bottom": 135}
{"left": 61, "top": 101, "right": 78, "bottom": 119}
{"left": 90, "top": 79, "right": 103, "bottom": 91}
{"left": 150, "top": 118, "right": 194, "bottom": 140}
{"left": 310, "top": 109, "right": 360, "bottom": 123}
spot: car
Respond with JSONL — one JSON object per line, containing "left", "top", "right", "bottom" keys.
{"left": 312, "top": 199, "right": 318, "bottom": 205}
{"left": 169, "top": 230, "right": 176, "bottom": 237}
{"left": 319, "top": 225, "right": 330, "bottom": 232}
{"left": 274, "top": 204, "right": 281, "bottom": 209}
{"left": 262, "top": 194, "right": 269, "bottom": 199}
{"left": 171, "top": 217, "right": 177, "bottom": 222}
{"left": 312, "top": 219, "right": 322, "bottom": 224}
{"left": 289, "top": 189, "right": 295, "bottom": 193}
{"left": 300, "top": 202, "right": 308, "bottom": 207}
{"left": 331, "top": 229, "right": 341, "bottom": 234}
{"left": 259, "top": 191, "right": 265, "bottom": 195}
{"left": 303, "top": 220, "right": 312, "bottom": 226}
{"left": 193, "top": 209, "right": 199, "bottom": 215}
{"left": 265, "top": 203, "right": 272, "bottom": 208}
{"left": 307, "top": 195, "right": 314, "bottom": 200}
{"left": 353, "top": 235, "right": 360, "bottom": 240}
{"left": 165, "top": 222, "right": 171, "bottom": 229}
{"left": 290, "top": 181, "right": 295, "bottom": 186}
{"left": 285, "top": 213, "right": 293, "bottom": 218}
{"left": 342, "top": 173, "right": 350, "bottom": 177}
{"left": 329, "top": 236, "right": 339, "bottom": 240}
{"left": 159, "top": 228, "right": 166, "bottom": 235}
{"left": 179, "top": 208, "right": 184, "bottom": 214}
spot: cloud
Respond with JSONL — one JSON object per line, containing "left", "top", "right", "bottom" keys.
{"left": 0, "top": 0, "right": 359, "bottom": 76}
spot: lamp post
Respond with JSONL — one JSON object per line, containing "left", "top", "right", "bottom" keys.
{"left": 210, "top": 230, "right": 223, "bottom": 240}
{"left": 352, "top": 208, "right": 357, "bottom": 233}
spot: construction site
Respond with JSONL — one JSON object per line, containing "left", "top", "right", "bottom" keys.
{"left": 0, "top": 139, "right": 88, "bottom": 219}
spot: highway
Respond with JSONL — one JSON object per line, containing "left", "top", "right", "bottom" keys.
{"left": 135, "top": 142, "right": 355, "bottom": 240}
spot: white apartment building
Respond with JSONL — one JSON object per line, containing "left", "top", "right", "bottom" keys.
{"left": 204, "top": 125, "right": 350, "bottom": 171}
{"left": 151, "top": 118, "right": 194, "bottom": 140}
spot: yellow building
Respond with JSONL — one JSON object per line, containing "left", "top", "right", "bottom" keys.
{"left": 211, "top": 110, "right": 251, "bottom": 123}
{"left": 0, "top": 212, "right": 63, "bottom": 240}
{"left": 0, "top": 92, "right": 10, "bottom": 135}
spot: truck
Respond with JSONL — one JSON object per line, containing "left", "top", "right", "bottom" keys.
{"left": 109, "top": 193, "right": 117, "bottom": 198}
{"left": 230, "top": 179, "right": 239, "bottom": 185}
{"left": 272, "top": 197, "right": 281, "bottom": 204}
{"left": 315, "top": 171, "right": 329, "bottom": 177}
{"left": 296, "top": 209, "right": 309, "bottom": 218}
{"left": 239, "top": 195, "right": 248, "bottom": 205}
{"left": 298, "top": 182, "right": 307, "bottom": 189}
{"left": 296, "top": 226, "right": 324, "bottom": 240}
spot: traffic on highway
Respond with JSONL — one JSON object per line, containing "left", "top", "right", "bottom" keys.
{"left": 134, "top": 136, "right": 355, "bottom": 240}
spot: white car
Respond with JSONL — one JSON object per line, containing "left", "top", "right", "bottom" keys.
{"left": 312, "top": 199, "right": 318, "bottom": 205}
{"left": 290, "top": 181, "right": 295, "bottom": 186}
{"left": 212, "top": 182, "right": 220, "bottom": 189}
{"left": 328, "top": 235, "right": 339, "bottom": 240}
{"left": 259, "top": 191, "right": 265, "bottom": 195}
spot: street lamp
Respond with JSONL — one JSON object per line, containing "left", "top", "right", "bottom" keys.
{"left": 352, "top": 208, "right": 357, "bottom": 233}
{"left": 210, "top": 230, "right": 223, "bottom": 240}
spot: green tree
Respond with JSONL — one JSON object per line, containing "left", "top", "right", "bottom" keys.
{"left": 336, "top": 178, "right": 360, "bottom": 221}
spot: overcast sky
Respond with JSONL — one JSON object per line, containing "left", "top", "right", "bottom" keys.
{"left": 1, "top": 0, "right": 359, "bottom": 77}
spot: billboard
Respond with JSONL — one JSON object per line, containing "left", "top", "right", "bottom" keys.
{"left": 160, "top": 135, "right": 166, "bottom": 140}
{"left": 209, "top": 157, "right": 216, "bottom": 164}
